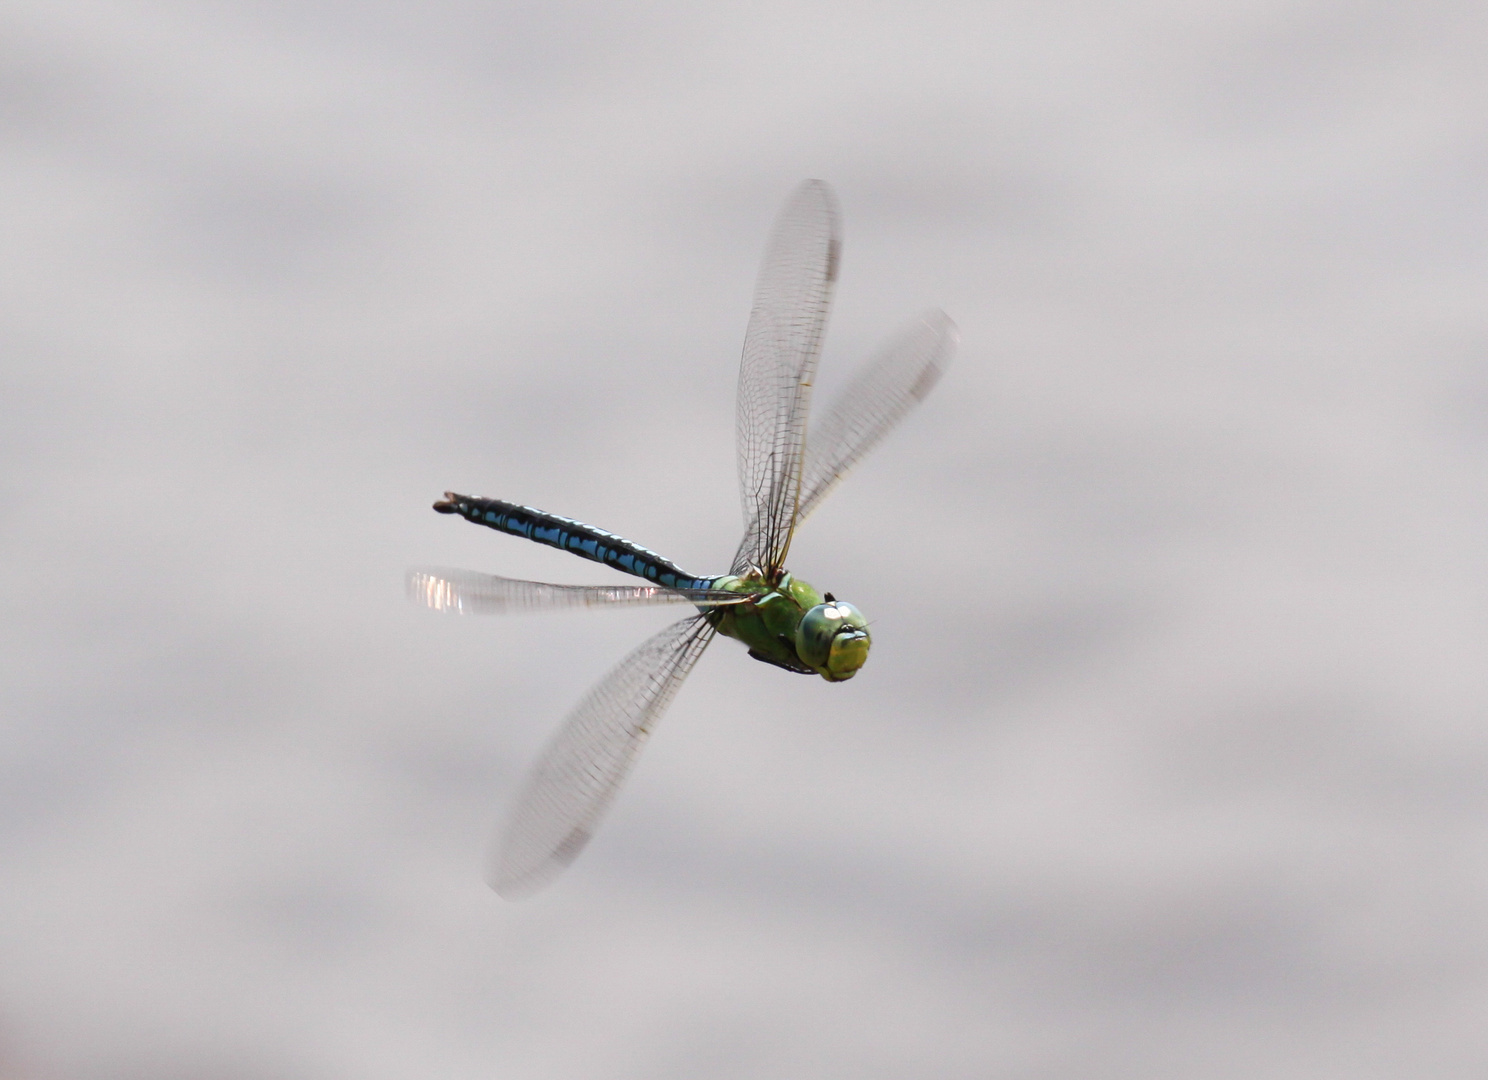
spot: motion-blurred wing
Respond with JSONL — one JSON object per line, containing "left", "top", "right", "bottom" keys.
{"left": 732, "top": 180, "right": 840, "bottom": 575}
{"left": 492, "top": 614, "right": 716, "bottom": 898}
{"left": 408, "top": 568, "right": 747, "bottom": 614}
{"left": 794, "top": 310, "right": 958, "bottom": 523}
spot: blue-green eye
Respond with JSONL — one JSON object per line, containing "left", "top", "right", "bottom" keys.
{"left": 796, "top": 602, "right": 871, "bottom": 681}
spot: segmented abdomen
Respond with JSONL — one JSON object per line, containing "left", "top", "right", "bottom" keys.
{"left": 434, "top": 493, "right": 716, "bottom": 591}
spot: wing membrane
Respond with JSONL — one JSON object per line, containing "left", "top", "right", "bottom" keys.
{"left": 795, "top": 310, "right": 958, "bottom": 523}
{"left": 408, "top": 568, "right": 747, "bottom": 614}
{"left": 732, "top": 180, "right": 841, "bottom": 574}
{"left": 492, "top": 614, "right": 716, "bottom": 898}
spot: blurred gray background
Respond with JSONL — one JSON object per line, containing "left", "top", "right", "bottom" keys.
{"left": 4, "top": 1, "right": 1488, "bottom": 1077}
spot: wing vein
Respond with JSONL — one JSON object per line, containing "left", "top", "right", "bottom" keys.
{"left": 492, "top": 614, "right": 716, "bottom": 897}
{"left": 732, "top": 180, "right": 841, "bottom": 574}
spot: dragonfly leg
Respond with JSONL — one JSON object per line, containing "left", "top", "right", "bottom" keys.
{"left": 746, "top": 648, "right": 816, "bottom": 675}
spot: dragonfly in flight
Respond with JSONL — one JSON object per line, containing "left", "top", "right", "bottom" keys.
{"left": 409, "top": 180, "right": 957, "bottom": 897}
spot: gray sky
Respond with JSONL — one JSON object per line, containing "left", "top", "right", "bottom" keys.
{"left": 4, "top": 1, "right": 1488, "bottom": 1077}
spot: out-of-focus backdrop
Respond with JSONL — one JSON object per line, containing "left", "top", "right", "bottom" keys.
{"left": 4, "top": 2, "right": 1488, "bottom": 1077}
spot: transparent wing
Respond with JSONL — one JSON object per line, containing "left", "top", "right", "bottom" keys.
{"left": 732, "top": 180, "right": 841, "bottom": 575}
{"left": 407, "top": 568, "right": 747, "bottom": 615}
{"left": 491, "top": 614, "right": 716, "bottom": 898}
{"left": 795, "top": 310, "right": 958, "bottom": 523}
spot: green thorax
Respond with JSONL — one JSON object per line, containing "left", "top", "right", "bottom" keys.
{"left": 706, "top": 570, "right": 871, "bottom": 682}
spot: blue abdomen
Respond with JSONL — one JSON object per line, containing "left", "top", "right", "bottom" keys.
{"left": 433, "top": 493, "right": 715, "bottom": 591}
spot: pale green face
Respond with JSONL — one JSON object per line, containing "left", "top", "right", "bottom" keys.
{"left": 795, "top": 600, "right": 872, "bottom": 681}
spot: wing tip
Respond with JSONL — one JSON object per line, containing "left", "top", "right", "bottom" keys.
{"left": 786, "top": 178, "right": 842, "bottom": 231}
{"left": 922, "top": 308, "right": 958, "bottom": 338}
{"left": 488, "top": 828, "right": 591, "bottom": 901}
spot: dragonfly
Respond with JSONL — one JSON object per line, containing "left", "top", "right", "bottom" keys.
{"left": 409, "top": 180, "right": 957, "bottom": 897}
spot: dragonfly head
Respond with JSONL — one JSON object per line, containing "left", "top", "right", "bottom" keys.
{"left": 796, "top": 600, "right": 871, "bottom": 681}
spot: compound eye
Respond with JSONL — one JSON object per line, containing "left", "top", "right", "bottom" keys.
{"left": 795, "top": 604, "right": 837, "bottom": 668}
{"left": 795, "top": 601, "right": 872, "bottom": 678}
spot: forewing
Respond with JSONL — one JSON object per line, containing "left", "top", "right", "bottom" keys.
{"left": 733, "top": 180, "right": 841, "bottom": 574}
{"left": 795, "top": 311, "right": 958, "bottom": 523}
{"left": 491, "top": 614, "right": 716, "bottom": 898}
{"left": 407, "top": 568, "right": 746, "bottom": 614}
